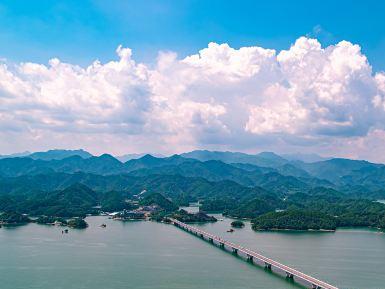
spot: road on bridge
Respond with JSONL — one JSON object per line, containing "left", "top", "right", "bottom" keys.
{"left": 170, "top": 218, "right": 339, "bottom": 289}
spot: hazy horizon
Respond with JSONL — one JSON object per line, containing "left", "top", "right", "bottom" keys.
{"left": 0, "top": 147, "right": 357, "bottom": 163}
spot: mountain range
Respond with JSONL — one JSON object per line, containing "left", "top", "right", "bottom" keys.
{"left": 0, "top": 149, "right": 384, "bottom": 198}
{"left": 0, "top": 149, "right": 92, "bottom": 161}
{"left": 1, "top": 149, "right": 385, "bottom": 228}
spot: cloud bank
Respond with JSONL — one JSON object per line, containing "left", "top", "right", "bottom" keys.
{"left": 1, "top": 37, "right": 385, "bottom": 161}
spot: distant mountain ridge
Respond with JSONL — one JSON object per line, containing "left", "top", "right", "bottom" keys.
{"left": 1, "top": 149, "right": 385, "bottom": 196}
{"left": 29, "top": 149, "right": 93, "bottom": 160}
{"left": 116, "top": 153, "right": 165, "bottom": 162}
{"left": 181, "top": 150, "right": 288, "bottom": 167}
{"left": 281, "top": 153, "right": 330, "bottom": 163}
{"left": 1, "top": 149, "right": 385, "bottom": 230}
{"left": 0, "top": 149, "right": 93, "bottom": 161}
{"left": 0, "top": 151, "right": 31, "bottom": 159}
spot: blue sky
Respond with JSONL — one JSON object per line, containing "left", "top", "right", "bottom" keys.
{"left": 1, "top": 0, "right": 385, "bottom": 161}
{"left": 0, "top": 0, "right": 384, "bottom": 70}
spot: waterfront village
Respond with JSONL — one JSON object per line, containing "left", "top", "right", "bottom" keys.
{"left": 0, "top": 191, "right": 222, "bottom": 229}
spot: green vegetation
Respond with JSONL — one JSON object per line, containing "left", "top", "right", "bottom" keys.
{"left": 285, "top": 191, "right": 385, "bottom": 228}
{"left": 252, "top": 210, "right": 337, "bottom": 231}
{"left": 172, "top": 209, "right": 217, "bottom": 223}
{"left": 150, "top": 211, "right": 169, "bottom": 222}
{"left": 231, "top": 220, "right": 245, "bottom": 228}
{"left": 140, "top": 193, "right": 178, "bottom": 212}
{"left": 35, "top": 216, "right": 67, "bottom": 225}
{"left": 200, "top": 197, "right": 239, "bottom": 212}
{"left": 67, "top": 218, "right": 88, "bottom": 229}
{"left": 0, "top": 183, "right": 132, "bottom": 218}
{"left": 224, "top": 195, "right": 284, "bottom": 218}
{"left": 1, "top": 151, "right": 385, "bottom": 230}
{"left": 380, "top": 216, "right": 385, "bottom": 229}
{"left": 0, "top": 212, "right": 30, "bottom": 225}
{"left": 100, "top": 191, "right": 134, "bottom": 212}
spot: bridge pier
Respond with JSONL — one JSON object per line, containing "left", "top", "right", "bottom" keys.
{"left": 264, "top": 262, "right": 272, "bottom": 270}
{"left": 171, "top": 219, "right": 338, "bottom": 289}
{"left": 286, "top": 272, "right": 294, "bottom": 279}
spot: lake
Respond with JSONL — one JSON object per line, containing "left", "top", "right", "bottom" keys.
{"left": 0, "top": 215, "right": 384, "bottom": 289}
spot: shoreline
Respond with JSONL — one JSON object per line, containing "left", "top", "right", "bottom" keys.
{"left": 252, "top": 227, "right": 336, "bottom": 232}
{"left": 2, "top": 213, "right": 384, "bottom": 233}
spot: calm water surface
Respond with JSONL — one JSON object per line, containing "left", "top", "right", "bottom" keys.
{"left": 0, "top": 214, "right": 384, "bottom": 289}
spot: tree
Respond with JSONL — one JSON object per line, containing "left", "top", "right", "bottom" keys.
{"left": 379, "top": 215, "right": 385, "bottom": 229}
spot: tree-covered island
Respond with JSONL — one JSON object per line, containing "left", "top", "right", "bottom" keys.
{"left": 231, "top": 220, "right": 245, "bottom": 228}
{"left": 171, "top": 209, "right": 217, "bottom": 223}
{"left": 0, "top": 212, "right": 31, "bottom": 225}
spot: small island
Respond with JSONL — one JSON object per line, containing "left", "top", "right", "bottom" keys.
{"left": 67, "top": 218, "right": 88, "bottom": 229}
{"left": 36, "top": 216, "right": 89, "bottom": 229}
{"left": 0, "top": 211, "right": 90, "bottom": 229}
{"left": 36, "top": 216, "right": 68, "bottom": 226}
{"left": 172, "top": 209, "right": 217, "bottom": 223}
{"left": 231, "top": 220, "right": 245, "bottom": 228}
{"left": 0, "top": 212, "right": 31, "bottom": 226}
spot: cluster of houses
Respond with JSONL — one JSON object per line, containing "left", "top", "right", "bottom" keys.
{"left": 110, "top": 205, "right": 160, "bottom": 221}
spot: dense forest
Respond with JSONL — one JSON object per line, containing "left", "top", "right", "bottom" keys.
{"left": 0, "top": 149, "right": 385, "bottom": 230}
{"left": 252, "top": 210, "right": 338, "bottom": 231}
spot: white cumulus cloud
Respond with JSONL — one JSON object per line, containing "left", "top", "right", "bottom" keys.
{"left": 1, "top": 37, "right": 385, "bottom": 161}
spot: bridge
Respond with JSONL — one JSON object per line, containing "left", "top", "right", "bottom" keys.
{"left": 170, "top": 218, "right": 339, "bottom": 289}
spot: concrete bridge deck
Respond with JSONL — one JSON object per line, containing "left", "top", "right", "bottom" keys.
{"left": 170, "top": 218, "right": 339, "bottom": 289}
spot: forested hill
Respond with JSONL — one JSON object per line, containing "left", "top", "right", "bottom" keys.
{"left": 1, "top": 150, "right": 385, "bottom": 196}
{"left": 1, "top": 149, "right": 385, "bottom": 230}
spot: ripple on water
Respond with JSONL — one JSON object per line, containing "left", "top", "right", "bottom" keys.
{"left": 0, "top": 216, "right": 384, "bottom": 289}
